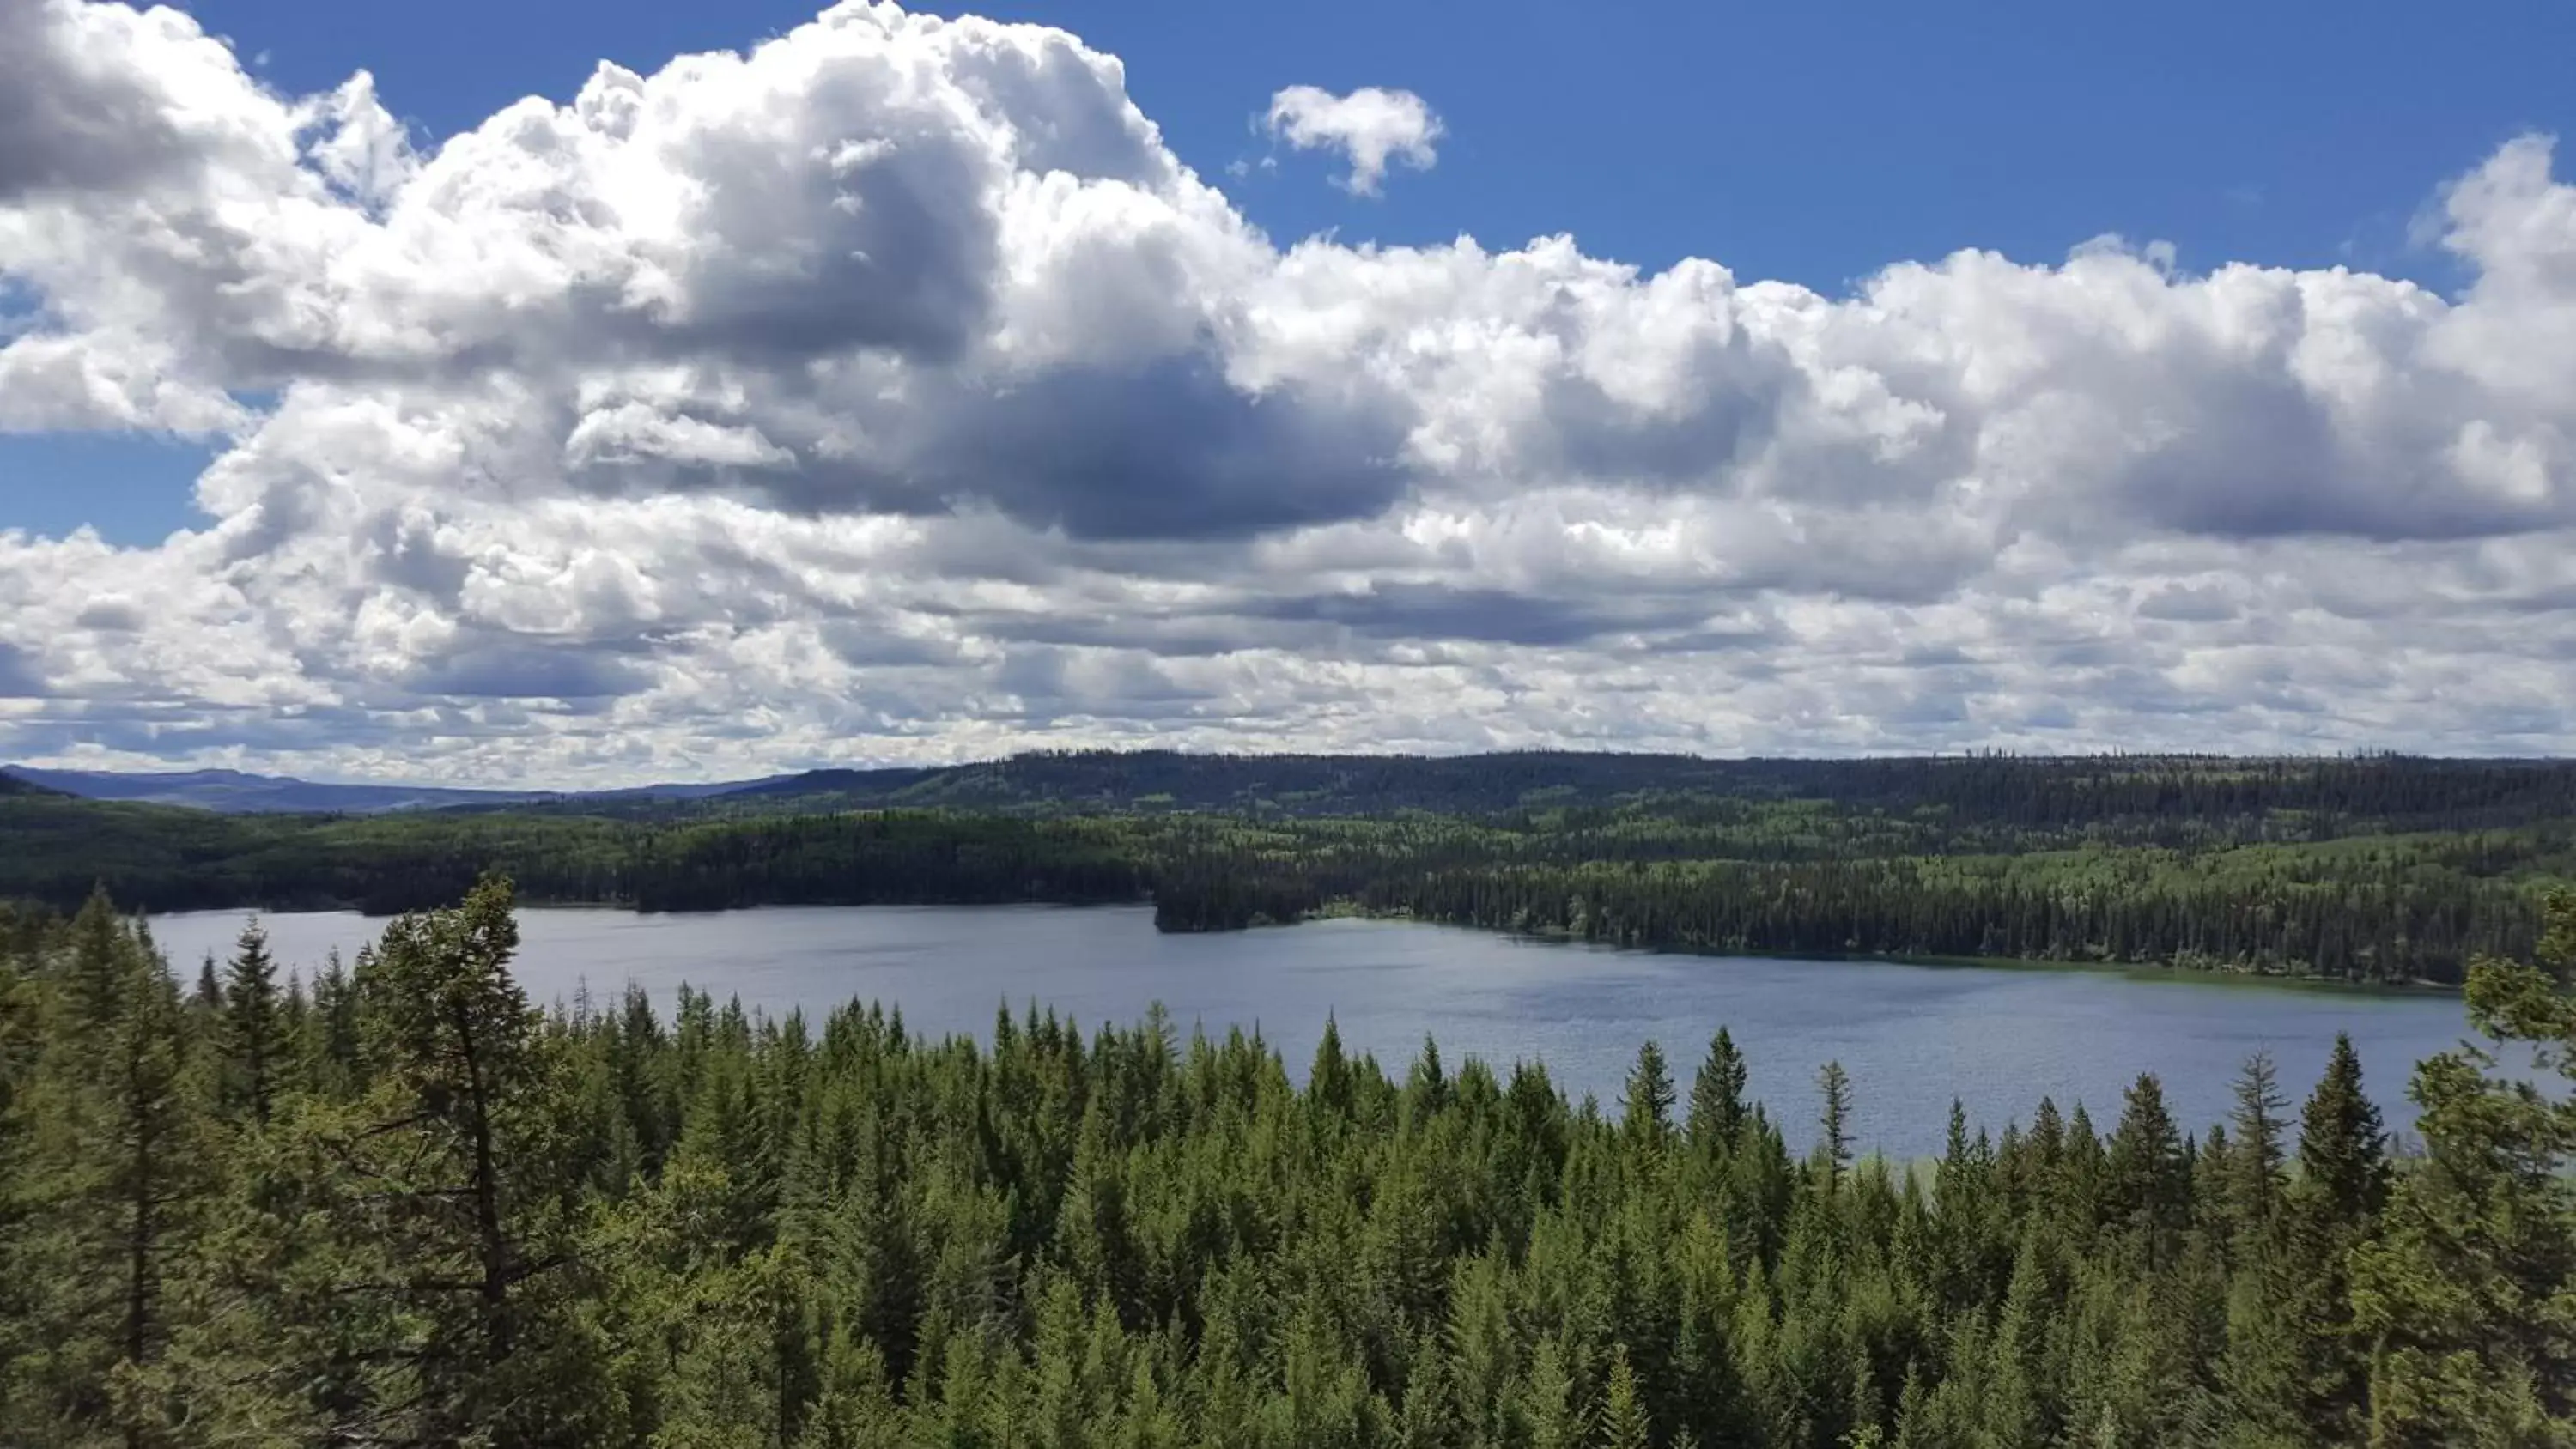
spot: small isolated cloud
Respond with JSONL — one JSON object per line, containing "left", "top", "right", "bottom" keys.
{"left": 1264, "top": 84, "right": 1441, "bottom": 196}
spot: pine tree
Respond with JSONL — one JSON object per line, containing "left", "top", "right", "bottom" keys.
{"left": 0, "top": 942, "right": 40, "bottom": 1430}
{"left": 191, "top": 955, "right": 222, "bottom": 1016}
{"left": 203, "top": 875, "right": 608, "bottom": 1446}
{"left": 2105, "top": 1074, "right": 2189, "bottom": 1265}
{"left": 1622, "top": 1040, "right": 1674, "bottom": 1155}
{"left": 1818, "top": 1061, "right": 1854, "bottom": 1183}
{"left": 2284, "top": 1032, "right": 2390, "bottom": 1445}
{"left": 1597, "top": 1342, "right": 1649, "bottom": 1449}
{"left": 4, "top": 905, "right": 210, "bottom": 1444}
{"left": 222, "top": 919, "right": 282, "bottom": 1125}
{"left": 1057, "top": 1096, "right": 1145, "bottom": 1328}
{"left": 2351, "top": 893, "right": 2576, "bottom": 1446}
{"left": 2211, "top": 1054, "right": 2309, "bottom": 1447}
{"left": 1444, "top": 1252, "right": 1519, "bottom": 1449}
{"left": 66, "top": 886, "right": 128, "bottom": 1034}
{"left": 2296, "top": 1035, "right": 2391, "bottom": 1234}
{"left": 1687, "top": 1027, "right": 1750, "bottom": 1159}
{"left": 297, "top": 949, "right": 361, "bottom": 1100}
{"left": 2225, "top": 1051, "right": 2289, "bottom": 1247}
{"left": 100, "top": 950, "right": 204, "bottom": 1417}
{"left": 1521, "top": 1337, "right": 1585, "bottom": 1449}
{"left": 1116, "top": 1344, "right": 1183, "bottom": 1449}
{"left": 1311, "top": 1015, "right": 1354, "bottom": 1125}
{"left": 793, "top": 1331, "right": 904, "bottom": 1449}
{"left": 1407, "top": 1034, "right": 1450, "bottom": 1122}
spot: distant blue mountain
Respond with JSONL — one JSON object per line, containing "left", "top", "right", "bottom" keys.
{"left": 0, "top": 765, "right": 777, "bottom": 815}
{"left": 0, "top": 766, "right": 544, "bottom": 813}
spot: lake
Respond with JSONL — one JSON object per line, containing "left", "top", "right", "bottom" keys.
{"left": 147, "top": 904, "right": 2476, "bottom": 1161}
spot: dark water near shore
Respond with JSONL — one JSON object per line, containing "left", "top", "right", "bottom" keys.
{"left": 149, "top": 904, "right": 2475, "bottom": 1161}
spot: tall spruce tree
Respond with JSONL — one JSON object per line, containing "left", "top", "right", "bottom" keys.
{"left": 3, "top": 906, "right": 209, "bottom": 1444}
{"left": 66, "top": 886, "right": 128, "bottom": 1036}
{"left": 96, "top": 937, "right": 210, "bottom": 1446}
{"left": 2280, "top": 1032, "right": 2391, "bottom": 1445}
{"left": 2226, "top": 1052, "right": 2290, "bottom": 1246}
{"left": 1598, "top": 1342, "right": 1650, "bottom": 1449}
{"left": 2105, "top": 1074, "right": 2190, "bottom": 1265}
{"left": 1817, "top": 1061, "right": 1854, "bottom": 1182}
{"left": 222, "top": 919, "right": 282, "bottom": 1125}
{"left": 2352, "top": 893, "right": 2576, "bottom": 1447}
{"left": 1687, "top": 1028, "right": 1751, "bottom": 1158}
{"left": 2299, "top": 1035, "right": 2391, "bottom": 1235}
{"left": 190, "top": 955, "right": 222, "bottom": 1016}
{"left": 2212, "top": 1057, "right": 2304, "bottom": 1446}
{"left": 200, "top": 875, "right": 607, "bottom": 1446}
{"left": 1623, "top": 1040, "right": 1675, "bottom": 1155}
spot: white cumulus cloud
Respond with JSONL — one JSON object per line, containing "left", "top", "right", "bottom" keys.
{"left": 0, "top": 1, "right": 2573, "bottom": 785}
{"left": 1264, "top": 84, "right": 1443, "bottom": 196}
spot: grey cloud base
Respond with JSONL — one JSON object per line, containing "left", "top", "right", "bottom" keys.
{"left": 2, "top": 0, "right": 2576, "bottom": 783}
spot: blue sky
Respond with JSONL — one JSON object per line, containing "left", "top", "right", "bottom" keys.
{"left": 191, "top": 0, "right": 2570, "bottom": 285}
{"left": 9, "top": 0, "right": 2572, "bottom": 547}
{"left": 8, "top": 0, "right": 2576, "bottom": 777}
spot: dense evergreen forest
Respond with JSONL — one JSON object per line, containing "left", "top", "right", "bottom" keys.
{"left": 0, "top": 754, "right": 2565, "bottom": 980}
{"left": 5, "top": 753, "right": 2570, "bottom": 983}
{"left": 534, "top": 750, "right": 2576, "bottom": 828}
{"left": 3, "top": 876, "right": 2569, "bottom": 1446}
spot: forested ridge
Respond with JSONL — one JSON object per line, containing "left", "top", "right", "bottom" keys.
{"left": 3, "top": 877, "right": 2571, "bottom": 1446}
{"left": 5, "top": 753, "right": 2571, "bottom": 983}
{"left": 635, "top": 750, "right": 2576, "bottom": 831}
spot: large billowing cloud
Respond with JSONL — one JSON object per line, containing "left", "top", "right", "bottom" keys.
{"left": 3, "top": 0, "right": 2575, "bottom": 784}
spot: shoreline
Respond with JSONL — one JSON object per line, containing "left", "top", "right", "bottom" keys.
{"left": 152, "top": 895, "right": 2463, "bottom": 997}
{"left": 1278, "top": 904, "right": 2462, "bottom": 997}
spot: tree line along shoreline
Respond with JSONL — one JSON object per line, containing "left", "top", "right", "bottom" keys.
{"left": 5, "top": 750, "right": 2573, "bottom": 984}
{"left": 4, "top": 806, "right": 2554, "bottom": 985}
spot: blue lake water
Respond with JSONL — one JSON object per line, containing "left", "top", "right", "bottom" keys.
{"left": 148, "top": 904, "right": 2478, "bottom": 1161}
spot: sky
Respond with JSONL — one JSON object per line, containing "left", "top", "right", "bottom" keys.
{"left": 3, "top": 0, "right": 2575, "bottom": 784}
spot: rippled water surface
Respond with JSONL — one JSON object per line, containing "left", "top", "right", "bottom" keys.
{"left": 149, "top": 904, "right": 2475, "bottom": 1160}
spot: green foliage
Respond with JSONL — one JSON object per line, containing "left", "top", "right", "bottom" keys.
{"left": 2352, "top": 890, "right": 2576, "bottom": 1447}
{"left": 0, "top": 878, "right": 2566, "bottom": 1445}
{"left": 221, "top": 919, "right": 281, "bottom": 1123}
{"left": 0, "top": 891, "right": 212, "bottom": 1444}
{"left": 11, "top": 751, "right": 2576, "bottom": 982}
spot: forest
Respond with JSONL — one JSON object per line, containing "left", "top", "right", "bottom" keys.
{"left": 4, "top": 752, "right": 2571, "bottom": 982}
{"left": 0, "top": 876, "right": 2568, "bottom": 1446}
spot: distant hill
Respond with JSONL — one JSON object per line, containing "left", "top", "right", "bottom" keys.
{"left": 720, "top": 751, "right": 1748, "bottom": 814}
{"left": 723, "top": 749, "right": 1874, "bottom": 815}
{"left": 15, "top": 749, "right": 2576, "bottom": 833}
{"left": 703, "top": 749, "right": 2576, "bottom": 828}
{"left": 0, "top": 767, "right": 555, "bottom": 814}
{"left": 0, "top": 764, "right": 800, "bottom": 815}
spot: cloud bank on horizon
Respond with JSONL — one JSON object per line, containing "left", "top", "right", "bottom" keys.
{"left": 3, "top": 0, "right": 2575, "bottom": 785}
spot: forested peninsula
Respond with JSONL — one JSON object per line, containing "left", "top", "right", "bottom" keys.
{"left": 5, "top": 751, "right": 2573, "bottom": 985}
